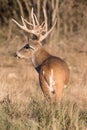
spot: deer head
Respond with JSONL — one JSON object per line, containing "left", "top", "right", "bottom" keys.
{"left": 12, "top": 8, "right": 56, "bottom": 66}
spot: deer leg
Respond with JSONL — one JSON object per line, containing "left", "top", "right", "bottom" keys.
{"left": 54, "top": 83, "right": 64, "bottom": 102}
{"left": 39, "top": 70, "right": 56, "bottom": 103}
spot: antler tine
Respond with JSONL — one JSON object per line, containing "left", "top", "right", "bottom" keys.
{"left": 12, "top": 17, "right": 36, "bottom": 35}
{"left": 33, "top": 14, "right": 39, "bottom": 26}
{"left": 43, "top": 7, "right": 48, "bottom": 32}
{"left": 39, "top": 19, "right": 57, "bottom": 42}
{"left": 40, "top": 22, "right": 46, "bottom": 34}
{"left": 12, "top": 18, "right": 23, "bottom": 29}
{"left": 23, "top": 18, "right": 33, "bottom": 26}
{"left": 31, "top": 8, "right": 39, "bottom": 27}
{"left": 31, "top": 8, "right": 35, "bottom": 29}
{"left": 21, "top": 16, "right": 26, "bottom": 27}
{"left": 40, "top": 21, "right": 45, "bottom": 28}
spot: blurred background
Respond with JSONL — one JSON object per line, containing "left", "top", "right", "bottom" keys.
{"left": 0, "top": 0, "right": 87, "bottom": 39}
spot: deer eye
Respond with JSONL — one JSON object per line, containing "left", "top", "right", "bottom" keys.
{"left": 24, "top": 44, "right": 30, "bottom": 49}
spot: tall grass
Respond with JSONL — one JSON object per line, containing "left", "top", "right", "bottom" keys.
{"left": 0, "top": 98, "right": 87, "bottom": 130}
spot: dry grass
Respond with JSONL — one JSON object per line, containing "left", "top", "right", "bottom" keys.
{"left": 0, "top": 98, "right": 87, "bottom": 130}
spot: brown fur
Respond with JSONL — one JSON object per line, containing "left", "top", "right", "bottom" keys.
{"left": 39, "top": 56, "right": 69, "bottom": 102}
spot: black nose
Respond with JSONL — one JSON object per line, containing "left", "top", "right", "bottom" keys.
{"left": 14, "top": 52, "right": 17, "bottom": 57}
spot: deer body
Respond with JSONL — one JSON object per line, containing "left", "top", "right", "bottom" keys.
{"left": 39, "top": 56, "right": 69, "bottom": 102}
{"left": 33, "top": 45, "right": 69, "bottom": 102}
{"left": 12, "top": 8, "right": 69, "bottom": 103}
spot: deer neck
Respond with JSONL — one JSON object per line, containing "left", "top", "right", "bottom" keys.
{"left": 32, "top": 47, "right": 50, "bottom": 68}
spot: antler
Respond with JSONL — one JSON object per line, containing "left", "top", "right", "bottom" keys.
{"left": 12, "top": 8, "right": 56, "bottom": 42}
{"left": 12, "top": 8, "right": 41, "bottom": 36}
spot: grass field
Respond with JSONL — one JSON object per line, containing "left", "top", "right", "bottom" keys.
{"left": 0, "top": 27, "right": 87, "bottom": 130}
{"left": 0, "top": 99, "right": 87, "bottom": 130}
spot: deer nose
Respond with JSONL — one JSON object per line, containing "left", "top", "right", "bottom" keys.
{"left": 14, "top": 51, "right": 22, "bottom": 59}
{"left": 14, "top": 52, "right": 17, "bottom": 57}
{"left": 16, "top": 51, "right": 22, "bottom": 58}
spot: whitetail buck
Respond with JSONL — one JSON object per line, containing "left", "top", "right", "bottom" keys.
{"left": 12, "top": 8, "right": 69, "bottom": 103}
